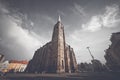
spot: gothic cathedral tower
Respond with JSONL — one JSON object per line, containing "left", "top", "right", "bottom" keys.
{"left": 52, "top": 16, "right": 66, "bottom": 73}
{"left": 25, "top": 16, "right": 78, "bottom": 73}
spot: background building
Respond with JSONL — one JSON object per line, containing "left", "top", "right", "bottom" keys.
{"left": 78, "top": 63, "right": 93, "bottom": 72}
{"left": 86, "top": 47, "right": 105, "bottom": 72}
{"left": 7, "top": 60, "right": 28, "bottom": 72}
{"left": 0, "top": 60, "right": 9, "bottom": 72}
{"left": 0, "top": 54, "right": 9, "bottom": 73}
{"left": 104, "top": 32, "right": 120, "bottom": 71}
{"left": 91, "top": 59, "right": 104, "bottom": 72}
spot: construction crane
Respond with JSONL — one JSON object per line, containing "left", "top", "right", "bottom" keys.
{"left": 86, "top": 47, "right": 94, "bottom": 60}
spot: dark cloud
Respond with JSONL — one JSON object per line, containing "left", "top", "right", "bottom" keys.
{"left": 0, "top": 2, "right": 42, "bottom": 60}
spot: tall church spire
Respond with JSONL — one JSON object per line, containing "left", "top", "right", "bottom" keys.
{"left": 58, "top": 15, "right": 61, "bottom": 22}
{"left": 52, "top": 16, "right": 65, "bottom": 73}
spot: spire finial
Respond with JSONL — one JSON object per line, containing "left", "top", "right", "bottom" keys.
{"left": 58, "top": 15, "right": 61, "bottom": 22}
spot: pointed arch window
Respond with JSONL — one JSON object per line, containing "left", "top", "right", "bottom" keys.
{"left": 62, "top": 60, "right": 64, "bottom": 69}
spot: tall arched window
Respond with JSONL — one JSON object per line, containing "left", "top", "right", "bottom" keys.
{"left": 62, "top": 60, "right": 64, "bottom": 69}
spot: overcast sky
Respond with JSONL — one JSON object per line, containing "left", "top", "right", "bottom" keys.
{"left": 0, "top": 0, "right": 120, "bottom": 63}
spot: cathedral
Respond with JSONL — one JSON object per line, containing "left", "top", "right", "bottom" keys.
{"left": 25, "top": 16, "right": 78, "bottom": 73}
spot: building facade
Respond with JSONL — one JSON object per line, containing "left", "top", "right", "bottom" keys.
{"left": 7, "top": 60, "right": 28, "bottom": 72}
{"left": 104, "top": 32, "right": 120, "bottom": 71}
{"left": 25, "top": 17, "right": 78, "bottom": 73}
{"left": 0, "top": 61, "right": 9, "bottom": 72}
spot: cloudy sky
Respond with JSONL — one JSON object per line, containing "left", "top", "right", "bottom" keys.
{"left": 0, "top": 0, "right": 120, "bottom": 63}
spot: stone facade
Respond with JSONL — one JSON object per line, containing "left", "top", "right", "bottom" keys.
{"left": 104, "top": 32, "right": 120, "bottom": 71}
{"left": 25, "top": 18, "right": 78, "bottom": 73}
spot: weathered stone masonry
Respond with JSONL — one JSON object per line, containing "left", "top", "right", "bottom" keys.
{"left": 25, "top": 17, "right": 78, "bottom": 73}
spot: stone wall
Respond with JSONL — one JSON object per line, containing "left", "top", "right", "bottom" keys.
{"left": 104, "top": 32, "right": 120, "bottom": 71}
